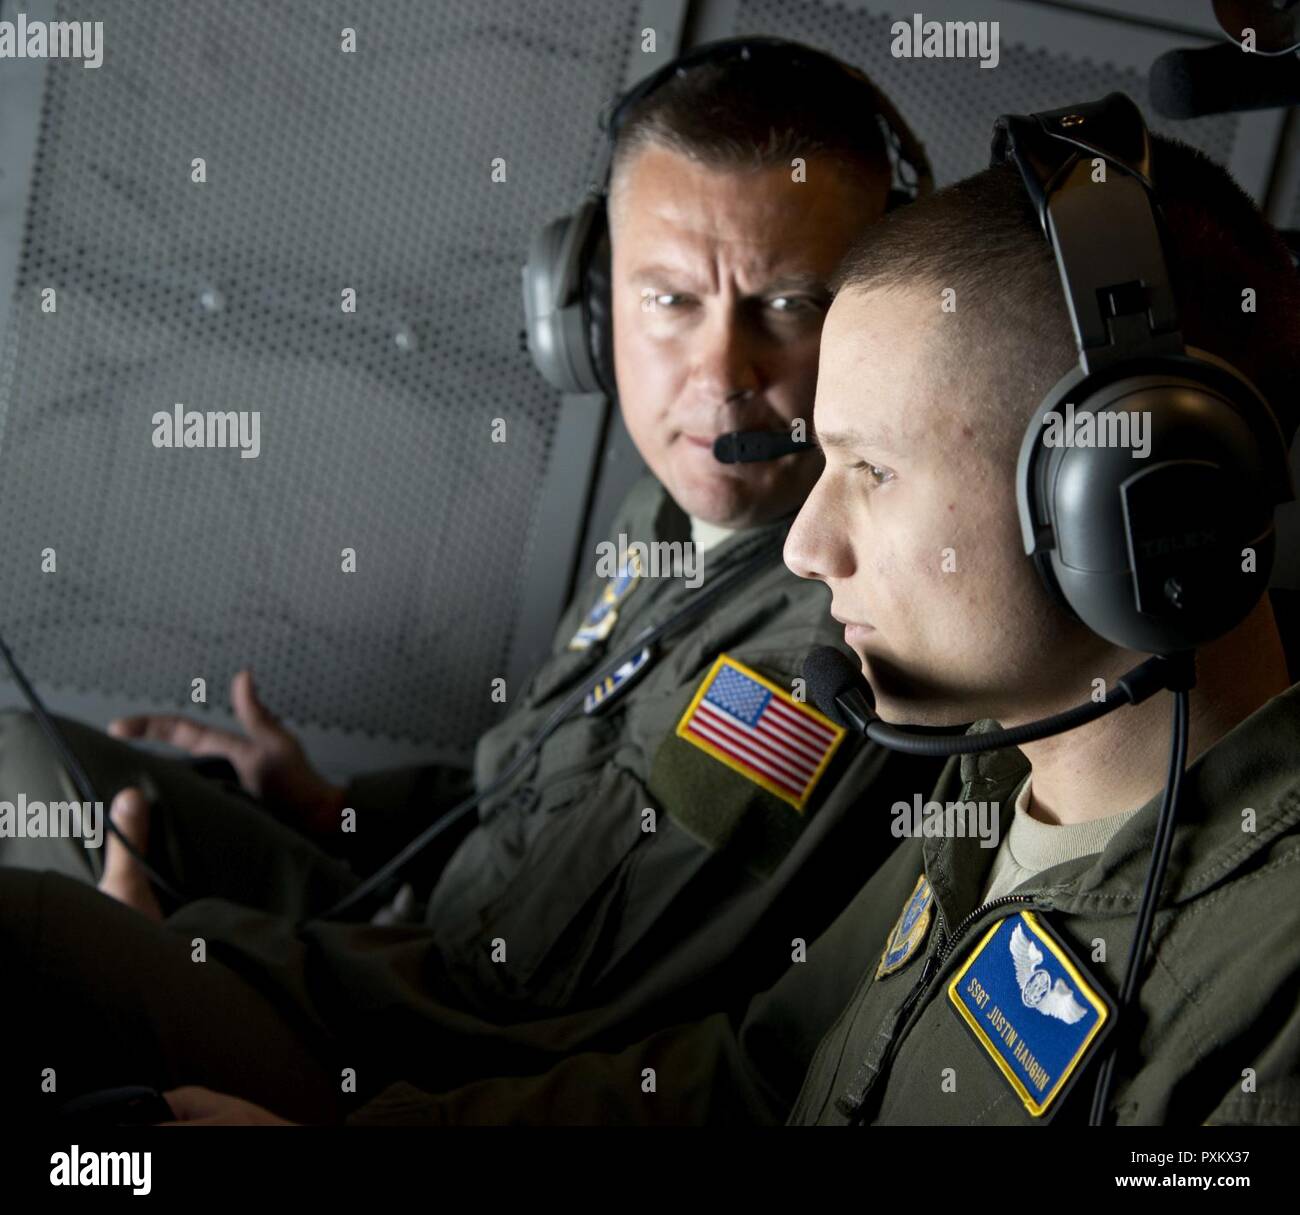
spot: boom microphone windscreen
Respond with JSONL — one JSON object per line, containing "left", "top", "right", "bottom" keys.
{"left": 712, "top": 430, "right": 813, "bottom": 463}
{"left": 802, "top": 645, "right": 875, "bottom": 729}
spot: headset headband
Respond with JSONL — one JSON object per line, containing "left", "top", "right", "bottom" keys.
{"left": 992, "top": 93, "right": 1182, "bottom": 374}
{"left": 597, "top": 36, "right": 934, "bottom": 204}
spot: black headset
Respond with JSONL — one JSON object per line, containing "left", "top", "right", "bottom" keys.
{"left": 996, "top": 91, "right": 1293, "bottom": 656}
{"left": 521, "top": 36, "right": 934, "bottom": 399}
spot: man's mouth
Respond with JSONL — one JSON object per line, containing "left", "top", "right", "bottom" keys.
{"left": 682, "top": 433, "right": 719, "bottom": 450}
{"left": 680, "top": 428, "right": 790, "bottom": 455}
{"left": 832, "top": 611, "right": 876, "bottom": 641}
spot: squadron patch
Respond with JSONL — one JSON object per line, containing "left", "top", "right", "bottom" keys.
{"left": 584, "top": 645, "right": 654, "bottom": 714}
{"left": 568, "top": 550, "right": 644, "bottom": 651}
{"left": 675, "top": 654, "right": 844, "bottom": 811}
{"left": 876, "top": 874, "right": 934, "bottom": 978}
{"left": 948, "top": 910, "right": 1114, "bottom": 1118}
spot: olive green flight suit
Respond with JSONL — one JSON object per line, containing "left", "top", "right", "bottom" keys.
{"left": 341, "top": 680, "right": 1300, "bottom": 1126}
{"left": 794, "top": 685, "right": 1300, "bottom": 1126}
{"left": 0, "top": 475, "right": 937, "bottom": 1116}
{"left": 395, "top": 475, "right": 936, "bottom": 1020}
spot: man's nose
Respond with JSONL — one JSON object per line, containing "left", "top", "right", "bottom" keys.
{"left": 784, "top": 475, "right": 850, "bottom": 584}
{"left": 691, "top": 310, "right": 762, "bottom": 403}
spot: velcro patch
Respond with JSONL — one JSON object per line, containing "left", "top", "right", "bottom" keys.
{"left": 877, "top": 874, "right": 934, "bottom": 978}
{"left": 567, "top": 550, "right": 644, "bottom": 651}
{"left": 584, "top": 645, "right": 654, "bottom": 714}
{"left": 948, "top": 910, "right": 1114, "bottom": 1118}
{"left": 675, "top": 654, "right": 844, "bottom": 811}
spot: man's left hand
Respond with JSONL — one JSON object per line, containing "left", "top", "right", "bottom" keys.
{"left": 159, "top": 1086, "right": 297, "bottom": 1125}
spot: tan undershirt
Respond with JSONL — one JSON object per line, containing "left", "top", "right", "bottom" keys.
{"left": 981, "top": 776, "right": 1144, "bottom": 902}
{"left": 690, "top": 517, "right": 735, "bottom": 554}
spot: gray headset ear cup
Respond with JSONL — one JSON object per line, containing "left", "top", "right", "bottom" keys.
{"left": 522, "top": 198, "right": 608, "bottom": 395}
{"left": 522, "top": 213, "right": 583, "bottom": 393}
{"left": 583, "top": 221, "right": 615, "bottom": 398}
{"left": 1018, "top": 358, "right": 1293, "bottom": 654}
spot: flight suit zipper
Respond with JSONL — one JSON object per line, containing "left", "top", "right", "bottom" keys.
{"left": 839, "top": 892, "right": 1051, "bottom": 1122}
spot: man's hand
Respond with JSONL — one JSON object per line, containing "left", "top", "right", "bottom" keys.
{"left": 97, "top": 787, "right": 163, "bottom": 920}
{"left": 160, "top": 1086, "right": 297, "bottom": 1125}
{"left": 108, "top": 669, "right": 346, "bottom": 833}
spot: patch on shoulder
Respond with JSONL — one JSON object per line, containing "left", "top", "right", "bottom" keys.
{"left": 584, "top": 645, "right": 654, "bottom": 714}
{"left": 567, "top": 549, "right": 644, "bottom": 651}
{"left": 876, "top": 873, "right": 934, "bottom": 978}
{"left": 947, "top": 910, "right": 1114, "bottom": 1118}
{"left": 674, "top": 654, "right": 844, "bottom": 811}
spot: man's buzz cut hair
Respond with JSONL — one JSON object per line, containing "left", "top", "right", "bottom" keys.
{"left": 830, "top": 134, "right": 1300, "bottom": 453}
{"left": 608, "top": 50, "right": 894, "bottom": 203}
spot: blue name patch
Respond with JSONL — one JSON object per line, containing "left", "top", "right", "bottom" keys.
{"left": 948, "top": 910, "right": 1112, "bottom": 1117}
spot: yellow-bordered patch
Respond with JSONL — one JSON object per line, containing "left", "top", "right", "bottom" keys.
{"left": 675, "top": 654, "right": 844, "bottom": 811}
{"left": 876, "top": 873, "right": 935, "bottom": 978}
{"left": 947, "top": 909, "right": 1114, "bottom": 1118}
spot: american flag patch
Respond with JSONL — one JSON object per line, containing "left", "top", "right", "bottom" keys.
{"left": 676, "top": 654, "right": 846, "bottom": 811}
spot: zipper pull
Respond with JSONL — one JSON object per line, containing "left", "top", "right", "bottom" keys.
{"left": 834, "top": 947, "right": 941, "bottom": 1118}
{"left": 899, "top": 951, "right": 940, "bottom": 1020}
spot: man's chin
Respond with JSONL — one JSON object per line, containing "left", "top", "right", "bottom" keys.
{"left": 668, "top": 471, "right": 756, "bottom": 528}
{"left": 869, "top": 696, "right": 975, "bottom": 730}
{"left": 859, "top": 658, "right": 981, "bottom": 729}
{"left": 644, "top": 434, "right": 819, "bottom": 528}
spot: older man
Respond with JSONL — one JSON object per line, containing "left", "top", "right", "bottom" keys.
{"left": 0, "top": 39, "right": 939, "bottom": 1122}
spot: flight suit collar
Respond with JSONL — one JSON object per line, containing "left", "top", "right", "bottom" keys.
{"left": 922, "top": 681, "right": 1300, "bottom": 927}
{"left": 528, "top": 480, "right": 788, "bottom": 707}
{"left": 642, "top": 477, "right": 793, "bottom": 580}
{"left": 921, "top": 726, "right": 1027, "bottom": 933}
{"left": 1073, "top": 680, "right": 1300, "bottom": 908}
{"left": 649, "top": 482, "right": 692, "bottom": 549}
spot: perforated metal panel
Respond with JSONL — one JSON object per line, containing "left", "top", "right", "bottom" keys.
{"left": 0, "top": 0, "right": 637, "bottom": 755}
{"left": 735, "top": 0, "right": 1242, "bottom": 185}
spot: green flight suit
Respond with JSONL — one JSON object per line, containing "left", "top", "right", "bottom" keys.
{"left": 341, "top": 680, "right": 1300, "bottom": 1126}
{"left": 0, "top": 476, "right": 937, "bottom": 1117}
{"left": 794, "top": 683, "right": 1300, "bottom": 1126}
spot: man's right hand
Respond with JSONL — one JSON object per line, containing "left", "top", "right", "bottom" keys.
{"left": 108, "top": 669, "right": 346, "bottom": 834}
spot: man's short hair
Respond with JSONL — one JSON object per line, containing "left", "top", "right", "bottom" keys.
{"left": 830, "top": 135, "right": 1300, "bottom": 452}
{"left": 609, "top": 51, "right": 893, "bottom": 202}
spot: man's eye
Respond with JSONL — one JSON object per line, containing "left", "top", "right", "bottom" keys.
{"left": 768, "top": 295, "right": 819, "bottom": 315}
{"left": 653, "top": 293, "right": 690, "bottom": 309}
{"left": 851, "top": 460, "right": 894, "bottom": 486}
